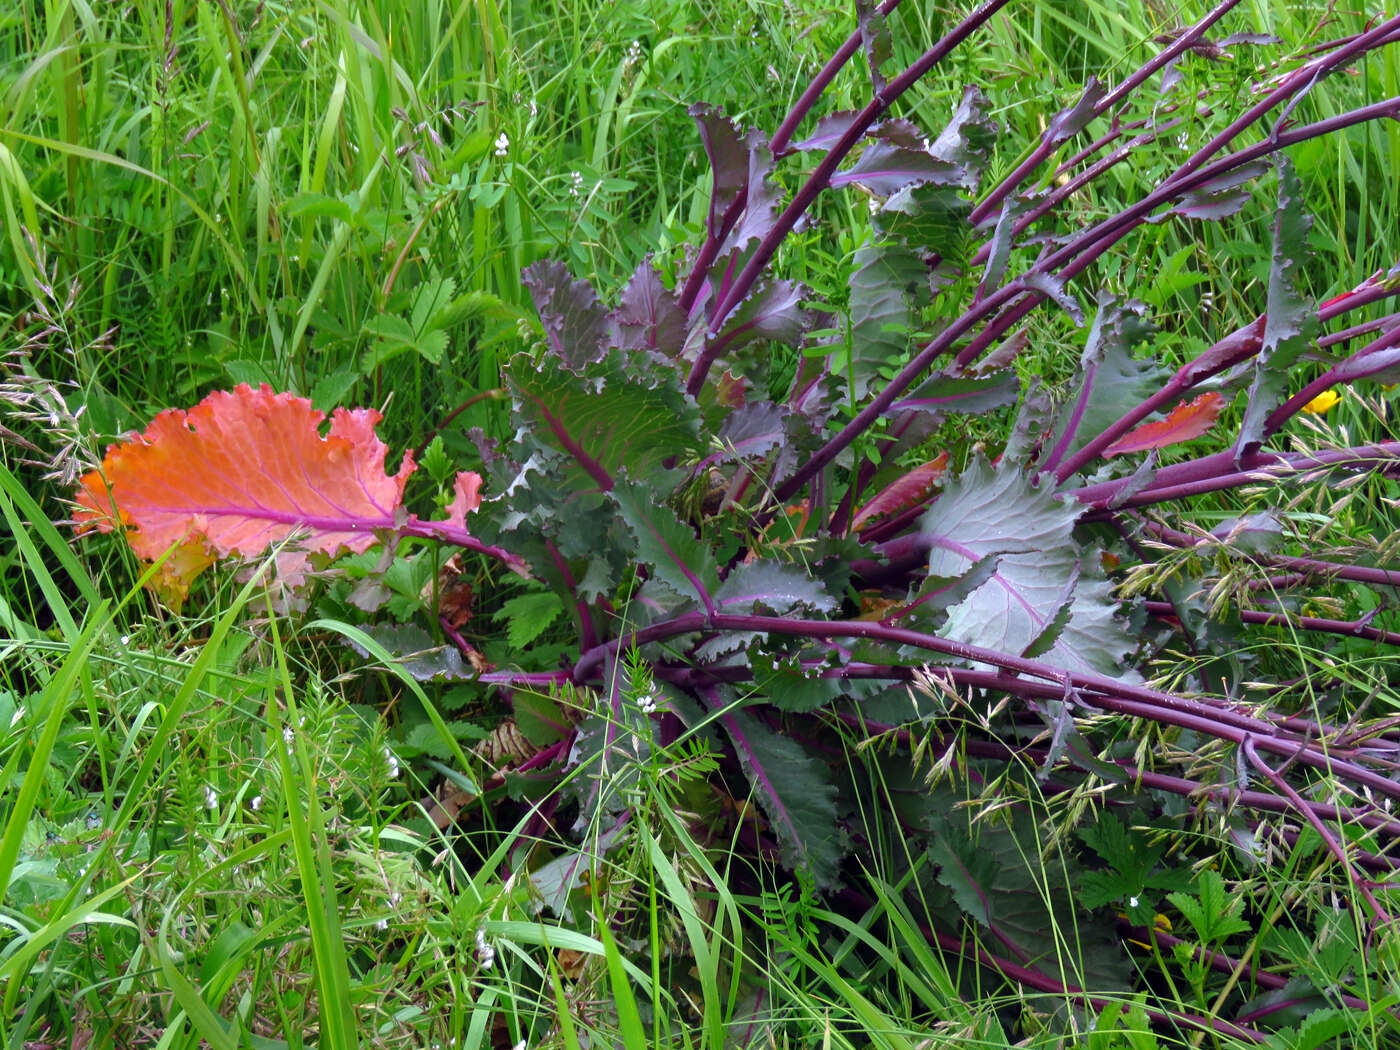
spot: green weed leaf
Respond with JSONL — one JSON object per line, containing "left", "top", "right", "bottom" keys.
{"left": 495, "top": 591, "right": 566, "bottom": 650}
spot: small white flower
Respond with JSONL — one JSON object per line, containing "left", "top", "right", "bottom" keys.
{"left": 1129, "top": 896, "right": 1139, "bottom": 908}
{"left": 493, "top": 132, "right": 509, "bottom": 157}
{"left": 375, "top": 917, "right": 389, "bottom": 931}
{"left": 119, "top": 635, "right": 130, "bottom": 646}
{"left": 637, "top": 688, "right": 659, "bottom": 715}
{"left": 476, "top": 928, "right": 496, "bottom": 969}
{"left": 203, "top": 784, "right": 218, "bottom": 810}
{"left": 528, "top": 98, "right": 538, "bottom": 119}
{"left": 250, "top": 795, "right": 262, "bottom": 811}
{"left": 568, "top": 170, "right": 584, "bottom": 199}
{"left": 283, "top": 724, "right": 295, "bottom": 755}
{"left": 383, "top": 746, "right": 400, "bottom": 779}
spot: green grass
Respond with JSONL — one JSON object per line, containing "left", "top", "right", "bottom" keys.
{"left": 4, "top": 0, "right": 1400, "bottom": 1046}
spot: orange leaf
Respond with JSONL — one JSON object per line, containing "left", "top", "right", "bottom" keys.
{"left": 73, "top": 384, "right": 439, "bottom": 605}
{"left": 444, "top": 471, "right": 483, "bottom": 527}
{"left": 1104, "top": 392, "right": 1224, "bottom": 457}
{"left": 851, "top": 452, "right": 949, "bottom": 532}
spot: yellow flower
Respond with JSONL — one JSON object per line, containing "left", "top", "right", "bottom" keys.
{"left": 1301, "top": 389, "right": 1342, "bottom": 415}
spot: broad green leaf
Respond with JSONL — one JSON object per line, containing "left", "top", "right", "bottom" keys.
{"left": 847, "top": 236, "right": 925, "bottom": 399}
{"left": 720, "top": 709, "right": 842, "bottom": 888}
{"left": 877, "top": 182, "right": 972, "bottom": 255}
{"left": 1044, "top": 295, "right": 1162, "bottom": 470}
{"left": 346, "top": 623, "right": 481, "bottom": 682}
{"left": 612, "top": 259, "right": 689, "bottom": 358}
{"left": 919, "top": 781, "right": 1133, "bottom": 994}
{"left": 920, "top": 458, "right": 1137, "bottom": 677}
{"left": 750, "top": 650, "right": 845, "bottom": 713}
{"left": 714, "top": 559, "right": 836, "bottom": 615}
{"left": 612, "top": 479, "right": 719, "bottom": 606}
{"left": 928, "top": 826, "right": 1000, "bottom": 927}
{"left": 1235, "top": 156, "right": 1318, "bottom": 457}
{"left": 522, "top": 259, "right": 609, "bottom": 370}
{"left": 507, "top": 350, "right": 702, "bottom": 492}
{"left": 689, "top": 104, "right": 750, "bottom": 241}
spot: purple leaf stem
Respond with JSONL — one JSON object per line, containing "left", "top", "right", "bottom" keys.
{"left": 1263, "top": 321, "right": 1400, "bottom": 437}
{"left": 1116, "top": 918, "right": 1380, "bottom": 1017}
{"left": 774, "top": 280, "right": 1026, "bottom": 503}
{"left": 686, "top": 0, "right": 1016, "bottom": 395}
{"left": 477, "top": 669, "right": 575, "bottom": 688}
{"left": 982, "top": 100, "right": 1400, "bottom": 391}
{"left": 1061, "top": 279, "right": 1400, "bottom": 483}
{"left": 656, "top": 661, "right": 920, "bottom": 689}
{"left": 788, "top": 83, "right": 1400, "bottom": 505}
{"left": 1142, "top": 599, "right": 1400, "bottom": 647}
{"left": 836, "top": 888, "right": 1270, "bottom": 1042}
{"left": 513, "top": 737, "right": 573, "bottom": 776}
{"left": 1035, "top": 98, "right": 1400, "bottom": 324}
{"left": 546, "top": 538, "right": 597, "bottom": 651}
{"left": 572, "top": 614, "right": 1400, "bottom": 807}
{"left": 768, "top": 0, "right": 904, "bottom": 155}
{"left": 1242, "top": 736, "right": 1394, "bottom": 927}
{"left": 833, "top": 708, "right": 1400, "bottom": 844}
{"left": 1319, "top": 312, "right": 1400, "bottom": 351}
{"left": 681, "top": 0, "right": 909, "bottom": 316}
{"left": 996, "top": 122, "right": 1182, "bottom": 251}
{"left": 1139, "top": 519, "right": 1400, "bottom": 591}
{"left": 438, "top": 616, "right": 476, "bottom": 662}
{"left": 968, "top": 0, "right": 1241, "bottom": 226}
{"left": 986, "top": 98, "right": 1400, "bottom": 381}
{"left": 1155, "top": 14, "right": 1400, "bottom": 203}
{"left": 813, "top": 107, "right": 1398, "bottom": 508}
{"left": 678, "top": 189, "right": 748, "bottom": 314}
{"left": 399, "top": 517, "right": 530, "bottom": 576}
{"left": 1074, "top": 440, "right": 1400, "bottom": 512}
{"left": 1246, "top": 572, "right": 1309, "bottom": 592}
{"left": 1041, "top": 360, "right": 1098, "bottom": 475}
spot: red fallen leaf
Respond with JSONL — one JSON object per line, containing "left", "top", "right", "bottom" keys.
{"left": 1104, "top": 392, "right": 1224, "bottom": 457}
{"left": 851, "top": 452, "right": 949, "bottom": 532}
{"left": 73, "top": 383, "right": 493, "bottom": 607}
{"left": 715, "top": 368, "right": 747, "bottom": 408}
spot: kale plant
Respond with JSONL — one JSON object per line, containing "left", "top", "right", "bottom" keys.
{"left": 76, "top": 0, "right": 1400, "bottom": 1039}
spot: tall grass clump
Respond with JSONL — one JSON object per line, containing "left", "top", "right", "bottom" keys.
{"left": 5, "top": 0, "right": 1400, "bottom": 1047}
